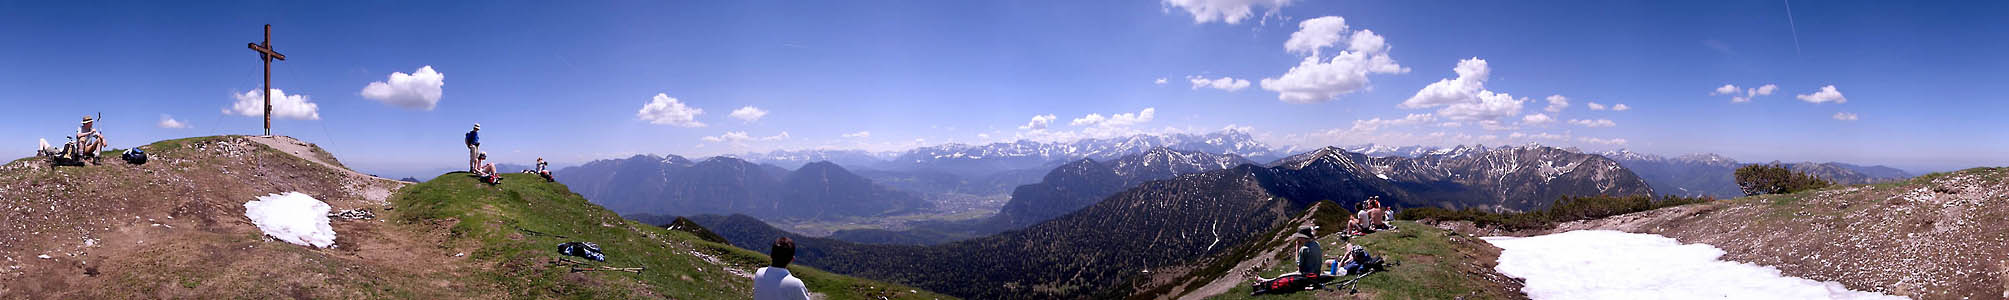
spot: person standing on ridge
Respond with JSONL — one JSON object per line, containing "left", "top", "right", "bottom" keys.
{"left": 754, "top": 237, "right": 810, "bottom": 300}
{"left": 465, "top": 123, "right": 481, "bottom": 172}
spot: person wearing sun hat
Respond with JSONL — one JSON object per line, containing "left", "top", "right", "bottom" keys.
{"left": 1291, "top": 226, "right": 1323, "bottom": 276}
{"left": 465, "top": 123, "right": 481, "bottom": 172}
{"left": 1252, "top": 225, "right": 1326, "bottom": 282}
{"left": 75, "top": 115, "right": 108, "bottom": 160}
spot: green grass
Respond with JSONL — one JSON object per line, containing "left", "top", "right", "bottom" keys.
{"left": 391, "top": 172, "right": 950, "bottom": 299}
{"left": 1210, "top": 221, "right": 1520, "bottom": 300}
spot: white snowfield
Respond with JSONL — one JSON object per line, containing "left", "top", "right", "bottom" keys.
{"left": 1484, "top": 230, "right": 1906, "bottom": 300}
{"left": 244, "top": 192, "right": 338, "bottom": 248}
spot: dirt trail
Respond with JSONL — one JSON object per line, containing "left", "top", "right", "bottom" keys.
{"left": 246, "top": 135, "right": 405, "bottom": 203}
{"left": 1177, "top": 246, "right": 1286, "bottom": 300}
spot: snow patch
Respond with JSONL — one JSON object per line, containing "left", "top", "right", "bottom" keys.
{"left": 244, "top": 192, "right": 338, "bottom": 248}
{"left": 1484, "top": 230, "right": 1902, "bottom": 300}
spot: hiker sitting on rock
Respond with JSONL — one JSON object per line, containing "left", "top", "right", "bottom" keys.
{"left": 754, "top": 237, "right": 810, "bottom": 300}
{"left": 74, "top": 115, "right": 108, "bottom": 159}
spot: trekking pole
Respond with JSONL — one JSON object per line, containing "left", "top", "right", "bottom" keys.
{"left": 570, "top": 266, "right": 645, "bottom": 273}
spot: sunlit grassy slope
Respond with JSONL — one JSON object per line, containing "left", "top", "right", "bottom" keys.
{"left": 392, "top": 172, "right": 951, "bottom": 299}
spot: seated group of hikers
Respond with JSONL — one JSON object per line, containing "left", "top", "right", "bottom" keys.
{"left": 464, "top": 123, "right": 554, "bottom": 184}
{"left": 1347, "top": 196, "right": 1396, "bottom": 235}
{"left": 1251, "top": 198, "right": 1395, "bottom": 295}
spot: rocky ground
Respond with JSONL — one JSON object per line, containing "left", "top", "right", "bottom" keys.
{"left": 1541, "top": 167, "right": 2009, "bottom": 299}
{"left": 0, "top": 135, "right": 482, "bottom": 298}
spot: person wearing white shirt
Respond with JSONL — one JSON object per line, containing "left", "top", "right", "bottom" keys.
{"left": 753, "top": 237, "right": 810, "bottom": 300}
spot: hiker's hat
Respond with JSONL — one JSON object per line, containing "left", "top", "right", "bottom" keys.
{"left": 479, "top": 152, "right": 488, "bottom": 159}
{"left": 1291, "top": 226, "right": 1315, "bottom": 240}
{"left": 473, "top": 123, "right": 481, "bottom": 130}
{"left": 81, "top": 115, "right": 94, "bottom": 124}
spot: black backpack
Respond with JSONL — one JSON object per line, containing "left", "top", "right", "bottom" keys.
{"left": 121, "top": 148, "right": 147, "bottom": 165}
{"left": 558, "top": 242, "right": 605, "bottom": 262}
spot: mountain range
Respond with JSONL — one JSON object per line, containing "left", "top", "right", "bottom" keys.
{"left": 553, "top": 155, "right": 929, "bottom": 220}
{"left": 1599, "top": 149, "right": 1914, "bottom": 198}
{"left": 686, "top": 144, "right": 1654, "bottom": 299}
{"left": 990, "top": 147, "right": 1256, "bottom": 229}
{"left": 728, "top": 130, "right": 1289, "bottom": 176}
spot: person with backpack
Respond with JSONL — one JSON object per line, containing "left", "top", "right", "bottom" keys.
{"left": 474, "top": 152, "right": 502, "bottom": 184}
{"left": 465, "top": 123, "right": 481, "bottom": 173}
{"left": 533, "top": 157, "right": 554, "bottom": 182}
{"left": 754, "top": 237, "right": 810, "bottom": 300}
{"left": 1327, "top": 235, "right": 1379, "bottom": 276}
{"left": 1249, "top": 226, "right": 1329, "bottom": 295}
{"left": 1253, "top": 226, "right": 1323, "bottom": 280}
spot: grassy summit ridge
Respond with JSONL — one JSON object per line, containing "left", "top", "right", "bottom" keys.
{"left": 391, "top": 172, "right": 951, "bottom": 299}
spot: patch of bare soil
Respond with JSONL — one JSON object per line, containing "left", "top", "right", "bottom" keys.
{"left": 1542, "top": 168, "right": 2009, "bottom": 299}
{"left": 0, "top": 136, "right": 498, "bottom": 298}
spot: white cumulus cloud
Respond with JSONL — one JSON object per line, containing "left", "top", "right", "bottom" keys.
{"left": 1611, "top": 104, "right": 1631, "bottom": 111}
{"left": 1797, "top": 85, "right": 1847, "bottom": 104}
{"left": 729, "top": 106, "right": 769, "bottom": 123}
{"left": 1399, "top": 58, "right": 1525, "bottom": 121}
{"left": 1284, "top": 16, "right": 1349, "bottom": 55}
{"left": 636, "top": 93, "right": 705, "bottom": 127}
{"left": 1071, "top": 108, "right": 1156, "bottom": 127}
{"left": 1833, "top": 112, "right": 1859, "bottom": 121}
{"left": 1712, "top": 84, "right": 1740, "bottom": 96}
{"left": 1718, "top": 83, "right": 1777, "bottom": 103}
{"left": 158, "top": 114, "right": 190, "bottom": 129}
{"left": 1544, "top": 95, "right": 1570, "bottom": 113}
{"left": 1260, "top": 17, "right": 1408, "bottom": 103}
{"left": 1161, "top": 0, "right": 1294, "bottom": 24}
{"left": 359, "top": 65, "right": 445, "bottom": 110}
{"left": 1187, "top": 75, "right": 1251, "bottom": 92}
{"left": 1587, "top": 102, "right": 1607, "bottom": 111}
{"left": 842, "top": 131, "right": 871, "bottom": 138}
{"left": 1154, "top": 78, "right": 1168, "bottom": 85}
{"left": 1019, "top": 114, "right": 1058, "bottom": 130}
{"left": 225, "top": 88, "right": 320, "bottom": 120}
{"left": 1522, "top": 113, "right": 1555, "bottom": 126}
{"left": 1569, "top": 119, "right": 1617, "bottom": 128}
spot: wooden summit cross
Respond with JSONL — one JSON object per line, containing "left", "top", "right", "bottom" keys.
{"left": 246, "top": 24, "right": 287, "bottom": 136}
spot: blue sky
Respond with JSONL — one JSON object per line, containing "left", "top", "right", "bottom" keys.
{"left": 2, "top": 0, "right": 2003, "bottom": 176}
